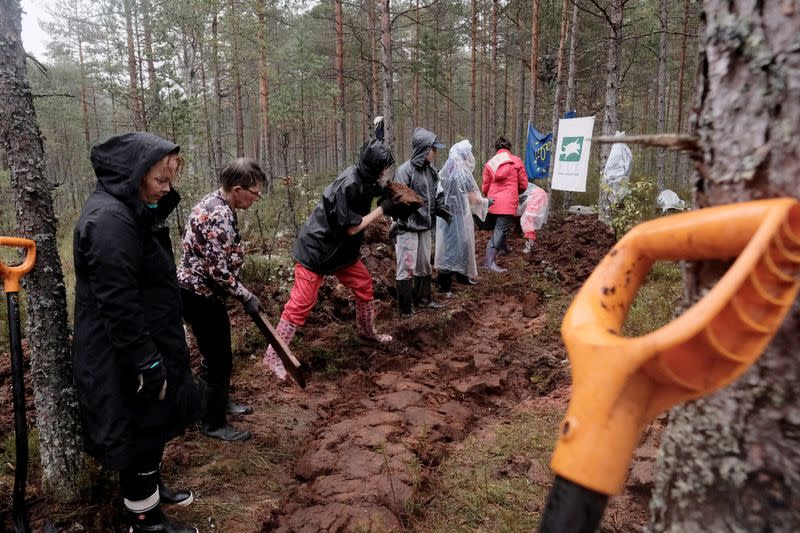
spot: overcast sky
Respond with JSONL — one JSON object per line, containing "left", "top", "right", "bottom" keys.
{"left": 20, "top": 0, "right": 53, "bottom": 59}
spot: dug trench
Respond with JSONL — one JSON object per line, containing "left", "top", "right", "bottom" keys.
{"left": 0, "top": 213, "right": 658, "bottom": 531}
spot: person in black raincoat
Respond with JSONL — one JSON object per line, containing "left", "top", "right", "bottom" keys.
{"left": 392, "top": 127, "right": 453, "bottom": 315}
{"left": 262, "top": 140, "right": 413, "bottom": 379}
{"left": 73, "top": 132, "right": 200, "bottom": 533}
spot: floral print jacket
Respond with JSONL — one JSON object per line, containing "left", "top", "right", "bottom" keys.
{"left": 178, "top": 190, "right": 252, "bottom": 302}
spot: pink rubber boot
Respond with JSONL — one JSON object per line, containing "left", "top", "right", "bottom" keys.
{"left": 355, "top": 300, "right": 392, "bottom": 342}
{"left": 262, "top": 319, "right": 297, "bottom": 380}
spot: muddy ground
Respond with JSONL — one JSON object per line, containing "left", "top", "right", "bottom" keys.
{"left": 1, "top": 213, "right": 659, "bottom": 532}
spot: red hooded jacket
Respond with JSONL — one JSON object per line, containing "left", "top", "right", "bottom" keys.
{"left": 482, "top": 149, "right": 528, "bottom": 215}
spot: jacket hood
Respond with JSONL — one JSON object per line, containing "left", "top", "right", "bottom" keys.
{"left": 356, "top": 139, "right": 395, "bottom": 181}
{"left": 90, "top": 132, "right": 180, "bottom": 207}
{"left": 410, "top": 127, "right": 443, "bottom": 168}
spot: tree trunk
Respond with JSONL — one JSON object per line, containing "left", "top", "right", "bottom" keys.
{"left": 656, "top": 0, "right": 668, "bottom": 190}
{"left": 334, "top": 0, "right": 346, "bottom": 165}
{"left": 515, "top": 60, "right": 525, "bottom": 155}
{"left": 597, "top": 0, "right": 623, "bottom": 224}
{"left": 548, "top": 0, "right": 569, "bottom": 187}
{"left": 649, "top": 2, "right": 800, "bottom": 530}
{"left": 0, "top": 0, "right": 85, "bottom": 502}
{"left": 257, "top": 9, "right": 274, "bottom": 184}
{"left": 367, "top": 0, "right": 380, "bottom": 119}
{"left": 123, "top": 0, "right": 145, "bottom": 130}
{"left": 198, "top": 37, "right": 216, "bottom": 181}
{"left": 527, "top": 0, "right": 540, "bottom": 127}
{"left": 489, "top": 0, "right": 498, "bottom": 139}
{"left": 140, "top": 0, "right": 158, "bottom": 114}
{"left": 379, "top": 0, "right": 394, "bottom": 148}
{"left": 211, "top": 6, "right": 223, "bottom": 171}
{"left": 76, "top": 35, "right": 91, "bottom": 153}
{"left": 675, "top": 0, "right": 690, "bottom": 134}
{"left": 412, "top": 0, "right": 420, "bottom": 126}
{"left": 470, "top": 0, "right": 477, "bottom": 143}
{"left": 229, "top": 0, "right": 244, "bottom": 157}
{"left": 561, "top": 2, "right": 579, "bottom": 210}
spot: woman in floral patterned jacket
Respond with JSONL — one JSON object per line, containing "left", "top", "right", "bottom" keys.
{"left": 178, "top": 158, "right": 267, "bottom": 442}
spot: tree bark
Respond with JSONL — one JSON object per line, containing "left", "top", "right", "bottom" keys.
{"left": 367, "top": 0, "right": 380, "bottom": 119}
{"left": 76, "top": 34, "right": 91, "bottom": 153}
{"left": 257, "top": 9, "right": 274, "bottom": 184}
{"left": 334, "top": 0, "right": 346, "bottom": 165}
{"left": 675, "top": 0, "right": 690, "bottom": 134}
{"left": 470, "top": 0, "right": 477, "bottom": 143}
{"left": 527, "top": 0, "right": 540, "bottom": 127}
{"left": 379, "top": 0, "right": 394, "bottom": 148}
{"left": 561, "top": 2, "right": 579, "bottom": 210}
{"left": 649, "top": 2, "right": 800, "bottom": 531}
{"left": 489, "top": 0, "right": 498, "bottom": 139}
{"left": 656, "top": 0, "right": 668, "bottom": 191}
{"left": 597, "top": 0, "right": 624, "bottom": 224}
{"left": 140, "top": 0, "right": 158, "bottom": 114}
{"left": 0, "top": 0, "right": 85, "bottom": 502}
{"left": 412, "top": 0, "right": 420, "bottom": 126}
{"left": 211, "top": 6, "right": 223, "bottom": 171}
{"left": 123, "top": 0, "right": 145, "bottom": 130}
{"left": 229, "top": 0, "right": 244, "bottom": 158}
{"left": 548, "top": 0, "right": 569, "bottom": 187}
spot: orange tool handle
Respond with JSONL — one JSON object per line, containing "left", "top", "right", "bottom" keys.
{"left": 551, "top": 198, "right": 800, "bottom": 495}
{"left": 0, "top": 237, "right": 37, "bottom": 293}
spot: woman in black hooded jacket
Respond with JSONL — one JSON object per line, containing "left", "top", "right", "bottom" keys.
{"left": 73, "top": 132, "right": 200, "bottom": 532}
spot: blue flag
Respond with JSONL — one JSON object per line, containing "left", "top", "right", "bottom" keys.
{"left": 525, "top": 123, "right": 552, "bottom": 181}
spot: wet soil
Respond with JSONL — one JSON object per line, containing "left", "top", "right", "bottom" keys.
{"left": 1, "top": 213, "right": 653, "bottom": 532}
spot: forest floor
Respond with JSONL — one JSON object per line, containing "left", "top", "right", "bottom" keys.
{"left": 1, "top": 213, "right": 664, "bottom": 532}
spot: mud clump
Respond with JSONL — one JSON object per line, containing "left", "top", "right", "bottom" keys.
{"left": 532, "top": 213, "right": 616, "bottom": 290}
{"left": 384, "top": 181, "right": 424, "bottom": 209}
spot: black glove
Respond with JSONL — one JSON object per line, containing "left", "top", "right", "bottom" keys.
{"left": 436, "top": 205, "right": 453, "bottom": 224}
{"left": 137, "top": 359, "right": 167, "bottom": 401}
{"left": 243, "top": 293, "right": 262, "bottom": 315}
{"left": 487, "top": 197, "right": 495, "bottom": 206}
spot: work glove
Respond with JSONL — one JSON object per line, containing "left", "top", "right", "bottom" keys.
{"left": 436, "top": 205, "right": 453, "bottom": 224}
{"left": 243, "top": 293, "right": 263, "bottom": 315}
{"left": 137, "top": 359, "right": 167, "bottom": 401}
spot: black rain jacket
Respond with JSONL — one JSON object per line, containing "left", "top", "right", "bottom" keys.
{"left": 292, "top": 140, "right": 394, "bottom": 274}
{"left": 72, "top": 132, "right": 200, "bottom": 470}
{"left": 393, "top": 127, "right": 447, "bottom": 232}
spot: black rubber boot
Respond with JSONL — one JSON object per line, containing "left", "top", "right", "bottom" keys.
{"left": 396, "top": 279, "right": 414, "bottom": 316}
{"left": 454, "top": 272, "right": 478, "bottom": 285}
{"left": 199, "top": 380, "right": 251, "bottom": 442}
{"left": 158, "top": 483, "right": 194, "bottom": 507}
{"left": 412, "top": 276, "right": 424, "bottom": 306}
{"left": 128, "top": 505, "right": 198, "bottom": 532}
{"left": 226, "top": 399, "right": 253, "bottom": 416}
{"left": 418, "top": 276, "right": 445, "bottom": 309}
{"left": 435, "top": 271, "right": 453, "bottom": 294}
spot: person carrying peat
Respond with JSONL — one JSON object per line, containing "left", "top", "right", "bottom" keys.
{"left": 263, "top": 139, "right": 415, "bottom": 380}
{"left": 393, "top": 127, "right": 453, "bottom": 315}
{"left": 178, "top": 158, "right": 269, "bottom": 442}
{"left": 72, "top": 132, "right": 201, "bottom": 533}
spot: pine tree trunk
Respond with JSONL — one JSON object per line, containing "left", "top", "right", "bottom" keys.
{"left": 140, "top": 0, "right": 158, "bottom": 114}
{"left": 334, "top": 0, "right": 346, "bottom": 165}
{"left": 0, "top": 0, "right": 85, "bottom": 502}
{"left": 488, "top": 0, "right": 498, "bottom": 139}
{"left": 597, "top": 0, "right": 623, "bottom": 224}
{"left": 229, "top": 0, "right": 244, "bottom": 158}
{"left": 470, "top": 0, "right": 477, "bottom": 144}
{"left": 656, "top": 0, "right": 668, "bottom": 191}
{"left": 379, "top": 0, "right": 394, "bottom": 148}
{"left": 211, "top": 6, "right": 223, "bottom": 171}
{"left": 123, "top": 0, "right": 145, "bottom": 130}
{"left": 527, "top": 0, "right": 540, "bottom": 127}
{"left": 76, "top": 36, "right": 91, "bottom": 153}
{"left": 548, "top": 0, "right": 569, "bottom": 187}
{"left": 649, "top": 2, "right": 800, "bottom": 530}
{"left": 561, "top": 2, "right": 579, "bottom": 210}
{"left": 367, "top": 0, "right": 380, "bottom": 119}
{"left": 675, "top": 0, "right": 691, "bottom": 134}
{"left": 257, "top": 9, "right": 274, "bottom": 183}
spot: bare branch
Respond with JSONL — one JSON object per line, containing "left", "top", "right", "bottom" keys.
{"left": 592, "top": 134, "right": 701, "bottom": 154}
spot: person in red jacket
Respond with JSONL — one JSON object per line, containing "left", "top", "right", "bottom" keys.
{"left": 481, "top": 136, "right": 528, "bottom": 272}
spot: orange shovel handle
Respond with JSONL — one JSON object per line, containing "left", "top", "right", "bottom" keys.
{"left": 0, "top": 237, "right": 37, "bottom": 293}
{"left": 551, "top": 198, "right": 800, "bottom": 495}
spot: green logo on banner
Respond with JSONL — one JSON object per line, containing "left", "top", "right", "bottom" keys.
{"left": 559, "top": 136, "right": 584, "bottom": 162}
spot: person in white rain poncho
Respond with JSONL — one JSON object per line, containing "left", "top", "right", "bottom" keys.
{"left": 434, "top": 140, "right": 491, "bottom": 294}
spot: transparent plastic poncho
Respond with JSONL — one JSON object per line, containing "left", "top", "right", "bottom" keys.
{"left": 517, "top": 182, "right": 549, "bottom": 236}
{"left": 599, "top": 132, "right": 633, "bottom": 223}
{"left": 434, "top": 140, "right": 488, "bottom": 277}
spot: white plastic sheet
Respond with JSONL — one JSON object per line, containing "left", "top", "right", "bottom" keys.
{"left": 656, "top": 189, "right": 687, "bottom": 212}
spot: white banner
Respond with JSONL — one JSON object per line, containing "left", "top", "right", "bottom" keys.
{"left": 551, "top": 116, "right": 595, "bottom": 192}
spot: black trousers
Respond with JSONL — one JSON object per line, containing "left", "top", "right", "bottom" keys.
{"left": 180, "top": 288, "right": 233, "bottom": 390}
{"left": 119, "top": 445, "right": 164, "bottom": 506}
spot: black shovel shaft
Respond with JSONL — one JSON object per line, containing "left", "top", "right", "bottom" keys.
{"left": 7, "top": 292, "right": 31, "bottom": 533}
{"left": 537, "top": 476, "right": 608, "bottom": 533}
